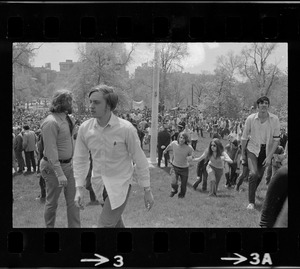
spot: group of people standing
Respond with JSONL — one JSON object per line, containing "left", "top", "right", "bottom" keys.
{"left": 156, "top": 95, "right": 288, "bottom": 227}
{"left": 13, "top": 85, "right": 154, "bottom": 228}
{"left": 13, "top": 87, "right": 288, "bottom": 228}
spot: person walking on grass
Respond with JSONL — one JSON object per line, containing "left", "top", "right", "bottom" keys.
{"left": 193, "top": 138, "right": 233, "bottom": 197}
{"left": 40, "top": 89, "right": 81, "bottom": 228}
{"left": 163, "top": 132, "right": 194, "bottom": 198}
{"left": 157, "top": 122, "right": 171, "bottom": 168}
{"left": 22, "top": 125, "right": 37, "bottom": 175}
{"left": 241, "top": 96, "right": 280, "bottom": 210}
{"left": 73, "top": 85, "right": 154, "bottom": 228}
{"left": 235, "top": 142, "right": 250, "bottom": 192}
{"left": 190, "top": 125, "right": 199, "bottom": 151}
{"left": 224, "top": 139, "right": 240, "bottom": 188}
{"left": 12, "top": 127, "right": 22, "bottom": 176}
{"left": 192, "top": 158, "right": 208, "bottom": 192}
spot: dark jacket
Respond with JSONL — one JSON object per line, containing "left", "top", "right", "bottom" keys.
{"left": 14, "top": 133, "right": 23, "bottom": 152}
{"left": 157, "top": 129, "right": 171, "bottom": 148}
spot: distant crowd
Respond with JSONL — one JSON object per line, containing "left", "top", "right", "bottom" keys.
{"left": 13, "top": 91, "right": 288, "bottom": 228}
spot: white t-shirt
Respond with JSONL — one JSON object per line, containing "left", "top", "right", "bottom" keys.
{"left": 259, "top": 121, "right": 268, "bottom": 144}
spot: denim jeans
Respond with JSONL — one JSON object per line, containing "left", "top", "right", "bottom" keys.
{"left": 39, "top": 175, "right": 46, "bottom": 198}
{"left": 247, "top": 147, "right": 266, "bottom": 204}
{"left": 171, "top": 165, "right": 189, "bottom": 197}
{"left": 193, "top": 159, "right": 208, "bottom": 191}
{"left": 40, "top": 159, "right": 81, "bottom": 228}
{"left": 259, "top": 166, "right": 288, "bottom": 228}
{"left": 98, "top": 185, "right": 131, "bottom": 228}
{"left": 236, "top": 164, "right": 249, "bottom": 190}
{"left": 24, "top": 151, "right": 36, "bottom": 172}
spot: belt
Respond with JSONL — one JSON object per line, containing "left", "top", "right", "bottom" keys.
{"left": 43, "top": 156, "right": 72, "bottom": 164}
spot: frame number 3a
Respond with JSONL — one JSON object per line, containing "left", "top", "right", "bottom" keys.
{"left": 250, "top": 253, "right": 272, "bottom": 265}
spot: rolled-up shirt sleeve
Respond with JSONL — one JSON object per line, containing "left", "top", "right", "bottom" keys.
{"left": 42, "top": 121, "right": 65, "bottom": 178}
{"left": 126, "top": 125, "right": 150, "bottom": 188}
{"left": 73, "top": 124, "right": 90, "bottom": 187}
{"left": 273, "top": 118, "right": 281, "bottom": 141}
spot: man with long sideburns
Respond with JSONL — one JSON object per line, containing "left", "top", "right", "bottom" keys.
{"left": 40, "top": 90, "right": 80, "bottom": 228}
{"left": 241, "top": 96, "right": 280, "bottom": 210}
{"left": 73, "top": 85, "right": 154, "bottom": 228}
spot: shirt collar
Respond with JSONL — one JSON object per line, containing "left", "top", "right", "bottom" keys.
{"left": 254, "top": 111, "right": 276, "bottom": 120}
{"left": 93, "top": 112, "right": 118, "bottom": 129}
{"left": 55, "top": 112, "right": 67, "bottom": 120}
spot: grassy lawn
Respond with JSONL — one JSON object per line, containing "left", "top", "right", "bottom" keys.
{"left": 13, "top": 133, "right": 268, "bottom": 228}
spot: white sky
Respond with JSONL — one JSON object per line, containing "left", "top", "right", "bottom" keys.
{"left": 31, "top": 42, "right": 287, "bottom": 75}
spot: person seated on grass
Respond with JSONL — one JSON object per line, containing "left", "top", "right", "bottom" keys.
{"left": 193, "top": 138, "right": 233, "bottom": 197}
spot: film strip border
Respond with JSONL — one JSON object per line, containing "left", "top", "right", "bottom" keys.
{"left": 2, "top": 229, "right": 300, "bottom": 267}
{"left": 2, "top": 2, "right": 300, "bottom": 268}
{"left": 0, "top": 3, "right": 299, "bottom": 41}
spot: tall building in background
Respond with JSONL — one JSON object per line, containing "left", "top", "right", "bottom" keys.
{"left": 59, "top": 59, "right": 75, "bottom": 73}
{"left": 45, "top": 63, "right": 51, "bottom": 70}
{"left": 33, "top": 66, "right": 57, "bottom": 86}
{"left": 56, "top": 59, "right": 78, "bottom": 79}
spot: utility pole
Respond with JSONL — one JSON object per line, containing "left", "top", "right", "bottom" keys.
{"left": 192, "top": 84, "right": 194, "bottom": 106}
{"left": 150, "top": 43, "right": 160, "bottom": 164}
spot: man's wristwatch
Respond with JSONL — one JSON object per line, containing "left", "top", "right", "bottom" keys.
{"left": 144, "top": 186, "right": 151, "bottom": 192}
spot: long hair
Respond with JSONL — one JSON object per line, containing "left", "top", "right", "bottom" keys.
{"left": 177, "top": 131, "right": 190, "bottom": 145}
{"left": 88, "top": 84, "right": 118, "bottom": 111}
{"left": 206, "top": 138, "right": 224, "bottom": 160}
{"left": 49, "top": 89, "right": 73, "bottom": 113}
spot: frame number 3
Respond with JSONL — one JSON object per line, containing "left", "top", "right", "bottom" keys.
{"left": 113, "top": 255, "right": 124, "bottom": 267}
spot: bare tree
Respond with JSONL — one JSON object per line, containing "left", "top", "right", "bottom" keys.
{"left": 168, "top": 72, "right": 186, "bottom": 108}
{"left": 240, "top": 43, "right": 280, "bottom": 97}
{"left": 13, "top": 43, "right": 43, "bottom": 69}
{"left": 71, "top": 43, "right": 135, "bottom": 112}
{"left": 13, "top": 43, "right": 43, "bottom": 108}
{"left": 159, "top": 43, "right": 189, "bottom": 105}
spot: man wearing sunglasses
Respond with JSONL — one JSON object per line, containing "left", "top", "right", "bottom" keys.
{"left": 241, "top": 96, "right": 281, "bottom": 210}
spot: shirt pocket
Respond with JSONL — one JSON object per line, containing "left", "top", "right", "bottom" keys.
{"left": 110, "top": 140, "right": 126, "bottom": 158}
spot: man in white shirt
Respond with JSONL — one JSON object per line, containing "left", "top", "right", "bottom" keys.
{"left": 241, "top": 96, "right": 280, "bottom": 210}
{"left": 73, "top": 85, "right": 154, "bottom": 227}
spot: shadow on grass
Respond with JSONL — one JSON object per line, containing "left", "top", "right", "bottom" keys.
{"left": 216, "top": 194, "right": 235, "bottom": 198}
{"left": 255, "top": 202, "right": 264, "bottom": 212}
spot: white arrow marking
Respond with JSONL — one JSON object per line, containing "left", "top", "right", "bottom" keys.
{"left": 221, "top": 253, "right": 248, "bottom": 265}
{"left": 81, "top": 253, "right": 110, "bottom": 266}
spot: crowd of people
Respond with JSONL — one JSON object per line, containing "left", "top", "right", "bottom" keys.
{"left": 13, "top": 89, "right": 288, "bottom": 228}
